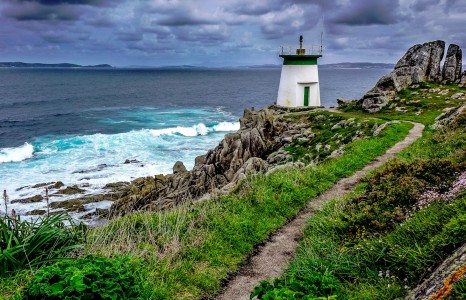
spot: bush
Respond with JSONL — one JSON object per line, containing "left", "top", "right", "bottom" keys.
{"left": 340, "top": 158, "right": 465, "bottom": 237}
{"left": 21, "top": 256, "right": 142, "bottom": 300}
{"left": 447, "top": 277, "right": 466, "bottom": 299}
{"left": 250, "top": 272, "right": 346, "bottom": 300}
{"left": 0, "top": 213, "right": 84, "bottom": 277}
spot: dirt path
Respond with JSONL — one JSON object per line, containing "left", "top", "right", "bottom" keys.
{"left": 217, "top": 121, "right": 425, "bottom": 300}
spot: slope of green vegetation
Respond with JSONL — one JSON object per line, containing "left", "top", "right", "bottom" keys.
{"left": 340, "top": 82, "right": 465, "bottom": 125}
{"left": 4, "top": 82, "right": 464, "bottom": 300}
{"left": 0, "top": 119, "right": 412, "bottom": 300}
{"left": 253, "top": 87, "right": 466, "bottom": 299}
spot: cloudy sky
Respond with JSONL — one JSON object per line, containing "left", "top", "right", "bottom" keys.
{"left": 0, "top": 0, "right": 465, "bottom": 67}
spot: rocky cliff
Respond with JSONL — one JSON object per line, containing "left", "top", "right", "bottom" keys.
{"left": 360, "top": 41, "right": 463, "bottom": 112}
{"left": 109, "top": 106, "right": 382, "bottom": 217}
{"left": 110, "top": 107, "right": 290, "bottom": 216}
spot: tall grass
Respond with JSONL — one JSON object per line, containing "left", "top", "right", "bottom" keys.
{"left": 85, "top": 122, "right": 412, "bottom": 299}
{"left": 266, "top": 117, "right": 466, "bottom": 299}
{"left": 0, "top": 213, "right": 84, "bottom": 277}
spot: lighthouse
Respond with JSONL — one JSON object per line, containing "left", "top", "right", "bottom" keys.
{"left": 276, "top": 35, "right": 323, "bottom": 107}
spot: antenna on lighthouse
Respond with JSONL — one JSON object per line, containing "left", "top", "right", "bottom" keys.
{"left": 320, "top": 15, "right": 324, "bottom": 54}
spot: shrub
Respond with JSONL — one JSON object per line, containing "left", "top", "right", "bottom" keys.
{"left": 0, "top": 213, "right": 84, "bottom": 277}
{"left": 340, "top": 158, "right": 466, "bottom": 237}
{"left": 21, "top": 256, "right": 142, "bottom": 300}
{"left": 447, "top": 276, "right": 466, "bottom": 299}
{"left": 250, "top": 272, "right": 346, "bottom": 300}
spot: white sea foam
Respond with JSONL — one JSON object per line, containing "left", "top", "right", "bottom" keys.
{"left": 212, "top": 122, "right": 240, "bottom": 132}
{"left": 0, "top": 142, "right": 34, "bottom": 163}
{"left": 1, "top": 118, "right": 240, "bottom": 224}
{"left": 149, "top": 122, "right": 239, "bottom": 137}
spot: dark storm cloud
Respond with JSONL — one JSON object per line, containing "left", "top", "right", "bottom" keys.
{"left": 1, "top": 0, "right": 465, "bottom": 66}
{"left": 156, "top": 13, "right": 215, "bottom": 26}
{"left": 332, "top": 0, "right": 400, "bottom": 25}
{"left": 410, "top": 0, "right": 439, "bottom": 12}
{"left": 3, "top": 2, "right": 82, "bottom": 21}
{"left": 14, "top": 0, "right": 109, "bottom": 6}
{"left": 116, "top": 30, "right": 143, "bottom": 42}
{"left": 231, "top": 0, "right": 284, "bottom": 15}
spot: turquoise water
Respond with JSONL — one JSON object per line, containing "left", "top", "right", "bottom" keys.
{"left": 0, "top": 67, "right": 388, "bottom": 221}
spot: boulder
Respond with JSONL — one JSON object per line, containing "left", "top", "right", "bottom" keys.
{"left": 173, "top": 161, "right": 187, "bottom": 174}
{"left": 336, "top": 98, "right": 350, "bottom": 106}
{"left": 360, "top": 40, "right": 447, "bottom": 112}
{"left": 442, "top": 44, "right": 462, "bottom": 83}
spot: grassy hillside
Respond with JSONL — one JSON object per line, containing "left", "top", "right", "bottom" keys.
{"left": 251, "top": 84, "right": 466, "bottom": 299}
{"left": 2, "top": 82, "right": 464, "bottom": 300}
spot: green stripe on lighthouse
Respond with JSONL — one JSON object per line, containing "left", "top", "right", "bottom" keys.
{"left": 281, "top": 55, "right": 319, "bottom": 65}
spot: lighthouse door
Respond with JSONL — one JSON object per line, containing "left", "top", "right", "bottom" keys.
{"left": 304, "top": 86, "right": 310, "bottom": 106}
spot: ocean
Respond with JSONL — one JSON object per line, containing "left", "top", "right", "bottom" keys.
{"left": 0, "top": 67, "right": 389, "bottom": 220}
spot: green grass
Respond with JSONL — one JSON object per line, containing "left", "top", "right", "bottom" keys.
{"left": 339, "top": 82, "right": 466, "bottom": 125}
{"left": 260, "top": 107, "right": 466, "bottom": 299}
{"left": 284, "top": 111, "right": 384, "bottom": 163}
{"left": 82, "top": 121, "right": 412, "bottom": 300}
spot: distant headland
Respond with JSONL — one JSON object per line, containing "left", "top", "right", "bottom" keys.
{"left": 0, "top": 62, "right": 112, "bottom": 68}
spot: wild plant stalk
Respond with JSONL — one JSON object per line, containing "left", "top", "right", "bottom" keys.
{"left": 2, "top": 190, "right": 8, "bottom": 219}
{"left": 45, "top": 187, "right": 50, "bottom": 216}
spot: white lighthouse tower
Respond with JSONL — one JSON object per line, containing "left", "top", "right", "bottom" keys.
{"left": 276, "top": 35, "right": 323, "bottom": 107}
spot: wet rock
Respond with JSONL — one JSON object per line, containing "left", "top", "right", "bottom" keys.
{"left": 26, "top": 209, "right": 46, "bottom": 216}
{"left": 11, "top": 194, "right": 43, "bottom": 204}
{"left": 56, "top": 186, "right": 85, "bottom": 195}
{"left": 124, "top": 159, "right": 140, "bottom": 164}
{"left": 32, "top": 182, "right": 54, "bottom": 188}
{"left": 72, "top": 164, "right": 110, "bottom": 174}
{"left": 50, "top": 181, "right": 64, "bottom": 189}
{"left": 442, "top": 44, "right": 462, "bottom": 83}
{"left": 173, "top": 161, "right": 188, "bottom": 174}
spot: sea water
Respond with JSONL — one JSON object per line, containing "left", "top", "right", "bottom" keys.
{"left": 0, "top": 67, "right": 388, "bottom": 221}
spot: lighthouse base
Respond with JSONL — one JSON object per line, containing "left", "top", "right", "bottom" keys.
{"left": 276, "top": 65, "right": 321, "bottom": 107}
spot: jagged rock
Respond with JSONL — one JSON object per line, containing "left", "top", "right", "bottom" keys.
{"left": 406, "top": 242, "right": 466, "bottom": 300}
{"left": 11, "top": 194, "right": 43, "bottom": 204}
{"left": 173, "top": 161, "right": 187, "bottom": 174}
{"left": 373, "top": 122, "right": 390, "bottom": 136}
{"left": 56, "top": 185, "right": 85, "bottom": 195}
{"left": 442, "top": 44, "right": 462, "bottom": 83}
{"left": 110, "top": 107, "right": 288, "bottom": 217}
{"left": 336, "top": 98, "right": 350, "bottom": 106}
{"left": 431, "top": 104, "right": 466, "bottom": 129}
{"left": 124, "top": 159, "right": 140, "bottom": 164}
{"left": 451, "top": 92, "right": 465, "bottom": 99}
{"left": 50, "top": 181, "right": 64, "bottom": 189}
{"left": 32, "top": 182, "right": 54, "bottom": 188}
{"left": 460, "top": 71, "right": 466, "bottom": 87}
{"left": 360, "top": 40, "right": 446, "bottom": 112}
{"left": 26, "top": 209, "right": 46, "bottom": 216}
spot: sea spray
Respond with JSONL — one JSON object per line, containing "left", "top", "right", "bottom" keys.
{"left": 0, "top": 143, "right": 34, "bottom": 163}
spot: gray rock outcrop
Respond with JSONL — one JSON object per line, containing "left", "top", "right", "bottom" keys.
{"left": 110, "top": 107, "right": 289, "bottom": 216}
{"left": 405, "top": 242, "right": 466, "bottom": 300}
{"left": 442, "top": 44, "right": 463, "bottom": 83}
{"left": 359, "top": 40, "right": 464, "bottom": 113}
